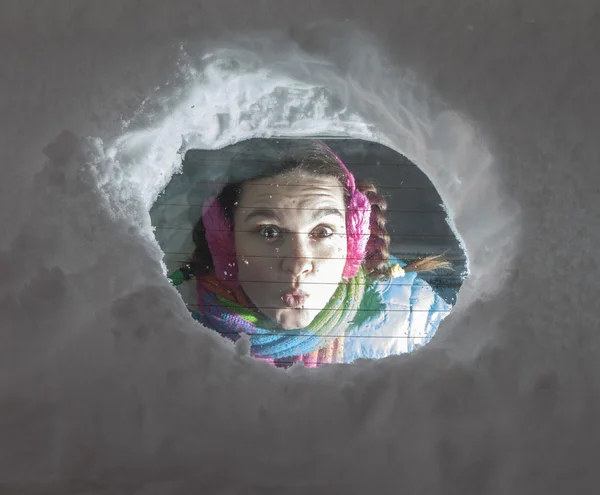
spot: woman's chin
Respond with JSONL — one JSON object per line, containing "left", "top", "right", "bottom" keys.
{"left": 273, "top": 308, "right": 317, "bottom": 330}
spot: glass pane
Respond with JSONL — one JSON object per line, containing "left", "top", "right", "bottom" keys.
{"left": 151, "top": 138, "right": 466, "bottom": 368}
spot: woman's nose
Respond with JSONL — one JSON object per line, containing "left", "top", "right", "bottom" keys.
{"left": 280, "top": 235, "right": 313, "bottom": 277}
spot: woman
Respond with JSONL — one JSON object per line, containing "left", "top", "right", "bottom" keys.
{"left": 173, "top": 140, "right": 452, "bottom": 367}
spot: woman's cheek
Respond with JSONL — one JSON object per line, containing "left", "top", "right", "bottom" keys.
{"left": 314, "top": 241, "right": 346, "bottom": 278}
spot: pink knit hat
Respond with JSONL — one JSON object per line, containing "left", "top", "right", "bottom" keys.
{"left": 203, "top": 143, "right": 371, "bottom": 283}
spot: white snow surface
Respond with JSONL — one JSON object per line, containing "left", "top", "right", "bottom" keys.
{"left": 1, "top": 1, "right": 599, "bottom": 493}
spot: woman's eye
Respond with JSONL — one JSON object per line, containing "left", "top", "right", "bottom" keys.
{"left": 311, "top": 226, "right": 334, "bottom": 238}
{"left": 258, "top": 226, "right": 281, "bottom": 240}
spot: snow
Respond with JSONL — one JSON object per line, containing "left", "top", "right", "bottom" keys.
{"left": 1, "top": 1, "right": 600, "bottom": 493}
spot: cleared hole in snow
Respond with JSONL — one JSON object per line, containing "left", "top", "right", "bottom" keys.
{"left": 150, "top": 137, "right": 468, "bottom": 365}
{"left": 100, "top": 41, "right": 519, "bottom": 362}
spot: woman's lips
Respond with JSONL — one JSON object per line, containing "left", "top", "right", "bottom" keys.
{"left": 282, "top": 290, "right": 309, "bottom": 309}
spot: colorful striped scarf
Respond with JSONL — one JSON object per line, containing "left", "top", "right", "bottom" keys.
{"left": 190, "top": 270, "right": 367, "bottom": 364}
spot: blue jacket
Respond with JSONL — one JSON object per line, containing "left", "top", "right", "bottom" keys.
{"left": 342, "top": 258, "right": 451, "bottom": 362}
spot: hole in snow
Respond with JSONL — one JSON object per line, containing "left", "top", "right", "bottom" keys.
{"left": 104, "top": 42, "right": 514, "bottom": 369}
{"left": 150, "top": 138, "right": 466, "bottom": 368}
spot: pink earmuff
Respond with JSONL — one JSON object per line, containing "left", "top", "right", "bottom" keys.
{"left": 202, "top": 196, "right": 237, "bottom": 284}
{"left": 326, "top": 146, "right": 371, "bottom": 279}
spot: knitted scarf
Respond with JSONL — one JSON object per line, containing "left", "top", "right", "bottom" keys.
{"left": 191, "top": 270, "right": 367, "bottom": 362}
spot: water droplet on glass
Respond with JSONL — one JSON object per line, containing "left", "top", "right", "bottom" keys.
{"left": 275, "top": 248, "right": 280, "bottom": 252}
{"left": 234, "top": 201, "right": 238, "bottom": 205}
{"left": 244, "top": 260, "right": 249, "bottom": 265}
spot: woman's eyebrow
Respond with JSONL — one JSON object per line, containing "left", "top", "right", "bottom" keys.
{"left": 242, "top": 207, "right": 345, "bottom": 223}
{"left": 243, "top": 208, "right": 280, "bottom": 223}
{"left": 311, "top": 208, "right": 345, "bottom": 221}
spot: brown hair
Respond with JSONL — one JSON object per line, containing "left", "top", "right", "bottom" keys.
{"left": 355, "top": 178, "right": 451, "bottom": 280}
{"left": 181, "top": 140, "right": 451, "bottom": 282}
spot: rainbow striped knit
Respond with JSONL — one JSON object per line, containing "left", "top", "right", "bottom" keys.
{"left": 190, "top": 269, "right": 369, "bottom": 366}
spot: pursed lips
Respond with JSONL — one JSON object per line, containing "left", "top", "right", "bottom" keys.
{"left": 282, "top": 289, "right": 310, "bottom": 309}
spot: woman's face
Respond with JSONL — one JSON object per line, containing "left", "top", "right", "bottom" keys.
{"left": 233, "top": 173, "right": 347, "bottom": 329}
